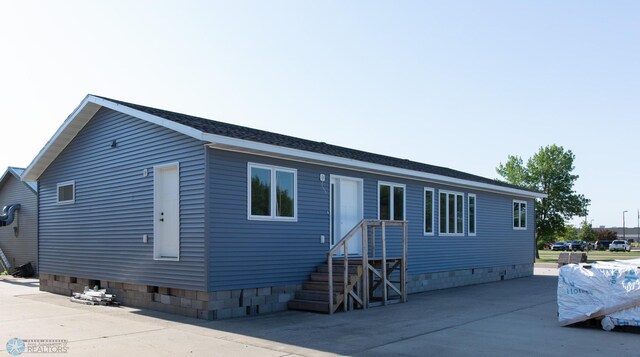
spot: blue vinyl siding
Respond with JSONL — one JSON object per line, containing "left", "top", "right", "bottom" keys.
{"left": 208, "top": 149, "right": 535, "bottom": 291}
{"left": 39, "top": 108, "right": 207, "bottom": 290}
{"left": 208, "top": 150, "right": 330, "bottom": 290}
{"left": 0, "top": 175, "right": 38, "bottom": 271}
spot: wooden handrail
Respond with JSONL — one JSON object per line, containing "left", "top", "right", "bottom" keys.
{"left": 327, "top": 219, "right": 408, "bottom": 314}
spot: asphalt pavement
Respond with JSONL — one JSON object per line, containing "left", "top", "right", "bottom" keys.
{"left": 1, "top": 266, "right": 638, "bottom": 356}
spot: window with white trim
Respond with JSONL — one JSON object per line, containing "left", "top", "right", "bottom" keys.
{"left": 439, "top": 191, "right": 464, "bottom": 235}
{"left": 468, "top": 194, "right": 476, "bottom": 236}
{"left": 248, "top": 163, "right": 297, "bottom": 221}
{"left": 57, "top": 181, "right": 75, "bottom": 204}
{"left": 424, "top": 188, "right": 434, "bottom": 235}
{"left": 379, "top": 182, "right": 405, "bottom": 221}
{"left": 513, "top": 200, "right": 527, "bottom": 229}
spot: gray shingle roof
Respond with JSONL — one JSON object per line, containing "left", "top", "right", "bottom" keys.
{"left": 96, "top": 95, "right": 535, "bottom": 193}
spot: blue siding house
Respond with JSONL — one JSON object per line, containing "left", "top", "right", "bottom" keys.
{"left": 0, "top": 167, "right": 38, "bottom": 274}
{"left": 22, "top": 95, "right": 545, "bottom": 319}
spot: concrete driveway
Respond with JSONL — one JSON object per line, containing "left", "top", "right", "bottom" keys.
{"left": 1, "top": 267, "right": 638, "bottom": 357}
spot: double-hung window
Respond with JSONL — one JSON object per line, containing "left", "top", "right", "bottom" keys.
{"left": 248, "top": 163, "right": 297, "bottom": 221}
{"left": 468, "top": 194, "right": 476, "bottom": 236}
{"left": 513, "top": 200, "right": 527, "bottom": 229}
{"left": 424, "top": 188, "right": 434, "bottom": 235}
{"left": 379, "top": 182, "right": 405, "bottom": 221}
{"left": 439, "top": 190, "right": 464, "bottom": 235}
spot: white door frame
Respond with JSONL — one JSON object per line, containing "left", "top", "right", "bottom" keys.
{"left": 330, "top": 175, "right": 364, "bottom": 256}
{"left": 153, "top": 162, "right": 180, "bottom": 261}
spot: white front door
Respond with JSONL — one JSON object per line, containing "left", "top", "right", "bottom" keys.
{"left": 154, "top": 163, "right": 180, "bottom": 260}
{"left": 330, "top": 176, "right": 363, "bottom": 256}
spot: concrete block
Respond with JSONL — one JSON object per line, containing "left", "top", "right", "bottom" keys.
{"left": 208, "top": 300, "right": 225, "bottom": 310}
{"left": 251, "top": 295, "right": 266, "bottom": 306}
{"left": 196, "top": 291, "right": 209, "bottom": 301}
{"left": 231, "top": 307, "right": 246, "bottom": 318}
{"left": 180, "top": 298, "right": 192, "bottom": 308}
{"left": 169, "top": 296, "right": 180, "bottom": 305}
{"left": 159, "top": 287, "right": 170, "bottom": 295}
{"left": 191, "top": 300, "right": 207, "bottom": 310}
{"left": 197, "top": 310, "right": 214, "bottom": 320}
{"left": 210, "top": 291, "right": 231, "bottom": 300}
{"left": 110, "top": 281, "right": 124, "bottom": 289}
{"left": 231, "top": 290, "right": 242, "bottom": 298}
{"left": 183, "top": 308, "right": 198, "bottom": 319}
{"left": 184, "top": 290, "right": 197, "bottom": 300}
{"left": 242, "top": 288, "right": 257, "bottom": 297}
{"left": 272, "top": 286, "right": 286, "bottom": 294}
{"left": 223, "top": 298, "right": 239, "bottom": 309}
{"left": 258, "top": 287, "right": 271, "bottom": 296}
{"left": 215, "top": 308, "right": 232, "bottom": 320}
{"left": 257, "top": 303, "right": 272, "bottom": 314}
{"left": 160, "top": 295, "right": 171, "bottom": 305}
{"left": 278, "top": 294, "right": 291, "bottom": 303}
{"left": 249, "top": 305, "right": 259, "bottom": 315}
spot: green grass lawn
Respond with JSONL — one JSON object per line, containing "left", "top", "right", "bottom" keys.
{"left": 536, "top": 250, "right": 640, "bottom": 263}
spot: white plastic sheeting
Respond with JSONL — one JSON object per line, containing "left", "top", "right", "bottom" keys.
{"left": 557, "top": 259, "right": 640, "bottom": 329}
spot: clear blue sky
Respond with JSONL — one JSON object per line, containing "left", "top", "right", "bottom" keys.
{"left": 1, "top": 1, "right": 638, "bottom": 227}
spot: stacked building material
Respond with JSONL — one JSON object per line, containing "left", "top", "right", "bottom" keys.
{"left": 558, "top": 259, "right": 640, "bottom": 330}
{"left": 70, "top": 286, "right": 119, "bottom": 306}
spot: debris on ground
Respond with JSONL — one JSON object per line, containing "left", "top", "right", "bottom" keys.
{"left": 70, "top": 286, "right": 119, "bottom": 306}
{"left": 557, "top": 259, "right": 640, "bottom": 330}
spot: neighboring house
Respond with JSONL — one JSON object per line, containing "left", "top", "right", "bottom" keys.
{"left": 0, "top": 167, "right": 38, "bottom": 273}
{"left": 22, "top": 95, "right": 545, "bottom": 320}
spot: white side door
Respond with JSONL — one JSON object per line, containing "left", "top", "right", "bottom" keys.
{"left": 330, "top": 176, "right": 363, "bottom": 256}
{"left": 154, "top": 163, "right": 180, "bottom": 260}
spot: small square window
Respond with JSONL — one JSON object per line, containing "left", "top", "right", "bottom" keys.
{"left": 57, "top": 181, "right": 75, "bottom": 204}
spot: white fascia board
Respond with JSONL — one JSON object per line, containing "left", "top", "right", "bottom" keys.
{"left": 92, "top": 96, "right": 205, "bottom": 141}
{"left": 21, "top": 95, "right": 205, "bottom": 181}
{"left": 22, "top": 95, "right": 100, "bottom": 181}
{"left": 21, "top": 94, "right": 546, "bottom": 199}
{"left": 204, "top": 134, "right": 547, "bottom": 199}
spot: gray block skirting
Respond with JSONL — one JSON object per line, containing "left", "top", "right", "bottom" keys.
{"left": 38, "top": 273, "right": 301, "bottom": 320}
{"left": 39, "top": 263, "right": 532, "bottom": 320}
{"left": 406, "top": 263, "right": 534, "bottom": 294}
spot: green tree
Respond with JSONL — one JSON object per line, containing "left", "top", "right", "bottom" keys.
{"left": 558, "top": 225, "right": 578, "bottom": 242}
{"left": 578, "top": 221, "right": 596, "bottom": 242}
{"left": 497, "top": 145, "right": 590, "bottom": 256}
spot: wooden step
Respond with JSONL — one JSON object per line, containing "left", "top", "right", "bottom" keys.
{"left": 317, "top": 264, "right": 362, "bottom": 274}
{"left": 295, "top": 290, "right": 342, "bottom": 303}
{"left": 310, "top": 272, "right": 359, "bottom": 283}
{"left": 288, "top": 299, "right": 331, "bottom": 313}
{"left": 303, "top": 282, "right": 346, "bottom": 292}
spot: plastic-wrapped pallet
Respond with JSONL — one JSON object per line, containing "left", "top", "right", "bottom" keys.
{"left": 557, "top": 259, "right": 640, "bottom": 329}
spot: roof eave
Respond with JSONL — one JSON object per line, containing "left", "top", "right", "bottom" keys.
{"left": 22, "top": 95, "right": 546, "bottom": 199}
{"left": 205, "top": 137, "right": 547, "bottom": 199}
{"left": 21, "top": 95, "right": 206, "bottom": 181}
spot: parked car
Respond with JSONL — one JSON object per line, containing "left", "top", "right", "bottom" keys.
{"left": 551, "top": 242, "right": 570, "bottom": 251}
{"left": 569, "top": 240, "right": 586, "bottom": 251}
{"left": 595, "top": 240, "right": 613, "bottom": 250}
{"left": 609, "top": 240, "right": 631, "bottom": 252}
